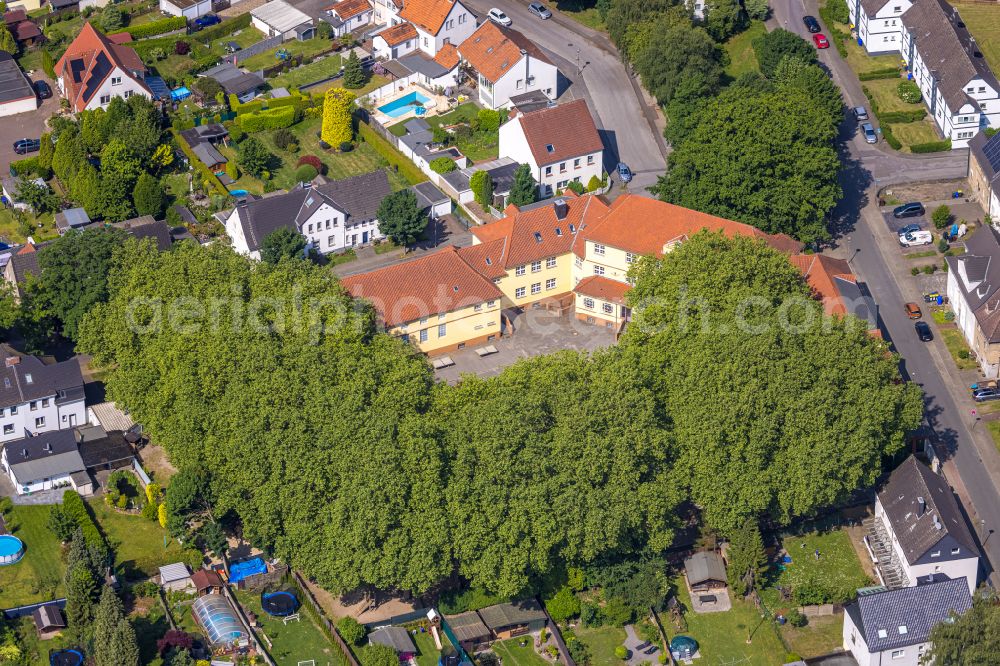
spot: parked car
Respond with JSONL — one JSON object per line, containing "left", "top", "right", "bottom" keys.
{"left": 915, "top": 321, "right": 933, "bottom": 341}
{"left": 617, "top": 162, "right": 632, "bottom": 183}
{"left": 861, "top": 122, "right": 878, "bottom": 144}
{"left": 488, "top": 8, "right": 512, "bottom": 25}
{"left": 974, "top": 388, "right": 1000, "bottom": 402}
{"left": 905, "top": 302, "right": 922, "bottom": 319}
{"left": 893, "top": 202, "right": 925, "bottom": 218}
{"left": 803, "top": 15, "right": 821, "bottom": 33}
{"left": 527, "top": 2, "right": 552, "bottom": 19}
{"left": 33, "top": 80, "right": 51, "bottom": 99}
{"left": 12, "top": 138, "right": 40, "bottom": 155}
{"left": 898, "top": 223, "right": 921, "bottom": 235}
{"left": 813, "top": 33, "right": 830, "bottom": 49}
{"left": 852, "top": 106, "right": 869, "bottom": 121}
{"left": 635, "top": 642, "right": 651, "bottom": 652}
{"left": 194, "top": 14, "right": 220, "bottom": 28}
{"left": 899, "top": 230, "right": 933, "bottom": 246}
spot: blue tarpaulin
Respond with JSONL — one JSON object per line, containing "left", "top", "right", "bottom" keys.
{"left": 228, "top": 557, "right": 267, "bottom": 584}
{"left": 171, "top": 86, "right": 192, "bottom": 101}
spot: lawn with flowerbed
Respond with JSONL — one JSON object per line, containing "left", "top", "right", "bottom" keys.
{"left": 0, "top": 210, "right": 58, "bottom": 244}
{"left": 88, "top": 497, "right": 187, "bottom": 578}
{"left": 940, "top": 328, "right": 979, "bottom": 370}
{"left": 864, "top": 77, "right": 924, "bottom": 114}
{"left": 773, "top": 529, "right": 871, "bottom": 605}
{"left": 0, "top": 505, "right": 65, "bottom": 608}
{"left": 572, "top": 625, "right": 628, "bottom": 665}
{"left": 890, "top": 119, "right": 946, "bottom": 152}
{"left": 491, "top": 637, "right": 550, "bottom": 666}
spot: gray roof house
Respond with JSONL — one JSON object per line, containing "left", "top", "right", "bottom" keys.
{"left": 368, "top": 626, "right": 416, "bottom": 655}
{"left": 946, "top": 226, "right": 1000, "bottom": 378}
{"left": 113, "top": 216, "right": 174, "bottom": 253}
{"left": 843, "top": 577, "right": 971, "bottom": 666}
{"left": 199, "top": 63, "right": 264, "bottom": 102}
{"left": 684, "top": 551, "right": 727, "bottom": 591}
{"left": 477, "top": 599, "right": 547, "bottom": 637}
{"left": 1, "top": 430, "right": 87, "bottom": 493}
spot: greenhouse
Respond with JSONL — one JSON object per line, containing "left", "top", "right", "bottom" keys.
{"left": 192, "top": 594, "right": 247, "bottom": 647}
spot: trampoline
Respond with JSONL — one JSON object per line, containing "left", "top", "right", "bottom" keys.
{"left": 261, "top": 590, "right": 300, "bottom": 617}
{"left": 50, "top": 649, "right": 84, "bottom": 666}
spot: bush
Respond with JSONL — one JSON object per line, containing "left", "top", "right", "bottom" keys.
{"left": 294, "top": 164, "right": 318, "bottom": 182}
{"left": 337, "top": 616, "right": 367, "bottom": 645}
{"left": 911, "top": 139, "right": 952, "bottom": 153}
{"left": 897, "top": 80, "right": 922, "bottom": 103}
{"left": 938, "top": 236, "right": 949, "bottom": 253}
{"left": 614, "top": 646, "right": 628, "bottom": 660}
{"left": 787, "top": 609, "right": 808, "bottom": 627}
{"left": 566, "top": 180, "right": 585, "bottom": 195}
{"left": 922, "top": 264, "right": 937, "bottom": 274}
{"left": 62, "top": 490, "right": 109, "bottom": 563}
{"left": 238, "top": 106, "right": 297, "bottom": 133}
{"left": 297, "top": 155, "right": 325, "bottom": 174}
{"left": 273, "top": 128, "right": 296, "bottom": 150}
{"left": 194, "top": 13, "right": 251, "bottom": 44}
{"left": 586, "top": 174, "right": 605, "bottom": 192}
{"left": 429, "top": 156, "right": 457, "bottom": 174}
{"left": 477, "top": 108, "right": 503, "bottom": 132}
{"left": 881, "top": 124, "right": 902, "bottom": 150}
{"left": 357, "top": 122, "right": 427, "bottom": 186}
{"left": 175, "top": 41, "right": 190, "bottom": 56}
{"left": 857, "top": 67, "right": 899, "bottom": 81}
{"left": 959, "top": 350, "right": 970, "bottom": 360}
{"left": 118, "top": 15, "right": 186, "bottom": 39}
{"left": 130, "top": 580, "right": 160, "bottom": 598}
{"left": 911, "top": 267, "right": 920, "bottom": 276}
{"left": 932, "top": 205, "right": 952, "bottom": 229}
{"left": 878, "top": 109, "right": 926, "bottom": 123}
{"left": 9, "top": 157, "right": 44, "bottom": 178}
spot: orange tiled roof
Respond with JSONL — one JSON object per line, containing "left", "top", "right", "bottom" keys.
{"left": 327, "top": 0, "right": 371, "bottom": 20}
{"left": 514, "top": 99, "right": 603, "bottom": 167}
{"left": 107, "top": 32, "right": 134, "bottom": 44}
{"left": 457, "top": 238, "right": 507, "bottom": 280}
{"left": 471, "top": 193, "right": 609, "bottom": 268}
{"left": 54, "top": 22, "right": 148, "bottom": 112}
{"left": 377, "top": 22, "right": 418, "bottom": 46}
{"left": 341, "top": 246, "right": 503, "bottom": 327}
{"left": 399, "top": 0, "right": 457, "bottom": 34}
{"left": 458, "top": 21, "right": 552, "bottom": 84}
{"left": 16, "top": 243, "right": 35, "bottom": 255}
{"left": 577, "top": 194, "right": 803, "bottom": 258}
{"left": 574, "top": 275, "right": 630, "bottom": 305}
{"left": 434, "top": 42, "right": 460, "bottom": 70}
{"left": 788, "top": 253, "right": 857, "bottom": 316}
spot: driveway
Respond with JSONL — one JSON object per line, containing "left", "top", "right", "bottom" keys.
{"left": 459, "top": 0, "right": 667, "bottom": 196}
{"left": 0, "top": 73, "right": 60, "bottom": 177}
{"left": 622, "top": 625, "right": 662, "bottom": 666}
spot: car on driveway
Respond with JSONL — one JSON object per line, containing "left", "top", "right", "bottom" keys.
{"left": 813, "top": 33, "right": 830, "bottom": 49}
{"left": 617, "top": 162, "right": 632, "bottom": 183}
{"left": 527, "top": 2, "right": 552, "bottom": 19}
{"left": 13, "top": 138, "right": 40, "bottom": 155}
{"left": 898, "top": 223, "right": 921, "bottom": 235}
{"left": 852, "top": 106, "right": 869, "bottom": 121}
{"left": 861, "top": 122, "right": 877, "bottom": 143}
{"left": 803, "top": 15, "right": 821, "bottom": 32}
{"left": 33, "top": 80, "right": 51, "bottom": 99}
{"left": 899, "top": 230, "right": 933, "bottom": 247}
{"left": 488, "top": 8, "right": 512, "bottom": 25}
{"left": 893, "top": 202, "right": 925, "bottom": 218}
{"left": 905, "top": 302, "right": 922, "bottom": 319}
{"left": 974, "top": 388, "right": 1000, "bottom": 402}
{"left": 915, "top": 321, "right": 933, "bottom": 341}
{"left": 194, "top": 14, "right": 220, "bottom": 28}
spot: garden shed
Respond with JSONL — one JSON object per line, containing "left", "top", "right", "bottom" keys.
{"left": 191, "top": 568, "right": 225, "bottom": 596}
{"left": 444, "top": 611, "right": 491, "bottom": 653}
{"left": 684, "top": 551, "right": 728, "bottom": 592}
{"left": 159, "top": 562, "right": 194, "bottom": 592}
{"left": 477, "top": 599, "right": 547, "bottom": 639}
{"left": 368, "top": 626, "right": 417, "bottom": 658}
{"left": 32, "top": 604, "right": 66, "bottom": 637}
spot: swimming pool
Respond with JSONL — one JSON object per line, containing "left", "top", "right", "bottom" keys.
{"left": 378, "top": 91, "right": 431, "bottom": 118}
{"left": 0, "top": 535, "right": 24, "bottom": 565}
{"left": 229, "top": 189, "right": 249, "bottom": 197}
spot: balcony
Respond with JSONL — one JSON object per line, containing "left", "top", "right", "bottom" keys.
{"left": 863, "top": 517, "right": 910, "bottom": 589}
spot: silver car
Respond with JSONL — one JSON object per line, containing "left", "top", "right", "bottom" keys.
{"left": 528, "top": 2, "right": 552, "bottom": 18}
{"left": 861, "top": 122, "right": 877, "bottom": 144}
{"left": 852, "top": 106, "right": 869, "bottom": 121}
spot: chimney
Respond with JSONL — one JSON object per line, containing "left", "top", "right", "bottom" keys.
{"left": 553, "top": 198, "right": 568, "bottom": 220}
{"left": 933, "top": 514, "right": 942, "bottom": 530}
{"left": 5, "top": 356, "right": 19, "bottom": 367}
{"left": 917, "top": 496, "right": 926, "bottom": 516}
{"left": 969, "top": 37, "right": 981, "bottom": 58}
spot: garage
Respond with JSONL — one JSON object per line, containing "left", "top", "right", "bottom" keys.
{"left": 0, "top": 52, "right": 36, "bottom": 118}
{"left": 159, "top": 0, "right": 212, "bottom": 18}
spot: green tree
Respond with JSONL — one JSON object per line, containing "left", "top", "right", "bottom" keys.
{"left": 238, "top": 137, "right": 273, "bottom": 178}
{"left": 133, "top": 173, "right": 166, "bottom": 218}
{"left": 752, "top": 28, "right": 815, "bottom": 77}
{"left": 932, "top": 205, "right": 953, "bottom": 229}
{"left": 38, "top": 133, "right": 55, "bottom": 174}
{"left": 774, "top": 58, "right": 843, "bottom": 127}
{"left": 725, "top": 519, "right": 767, "bottom": 596}
{"left": 260, "top": 227, "right": 307, "bottom": 264}
{"left": 744, "top": 0, "right": 769, "bottom": 20}
{"left": 544, "top": 585, "right": 581, "bottom": 623}
{"left": 99, "top": 139, "right": 142, "bottom": 221}
{"left": 376, "top": 189, "right": 427, "bottom": 247}
{"left": 52, "top": 127, "right": 87, "bottom": 184}
{"left": 0, "top": 23, "right": 16, "bottom": 55}
{"left": 94, "top": 586, "right": 125, "bottom": 665}
{"left": 163, "top": 465, "right": 216, "bottom": 537}
{"left": 322, "top": 88, "right": 356, "bottom": 147}
{"left": 336, "top": 616, "right": 367, "bottom": 645}
{"left": 605, "top": 0, "right": 675, "bottom": 61}
{"left": 360, "top": 643, "right": 400, "bottom": 666}
{"left": 47, "top": 505, "right": 78, "bottom": 542}
{"left": 199, "top": 520, "right": 229, "bottom": 559}
{"left": 107, "top": 620, "right": 141, "bottom": 666}
{"left": 64, "top": 560, "right": 99, "bottom": 633}
{"left": 429, "top": 157, "right": 457, "bottom": 174}
{"left": 470, "top": 170, "right": 493, "bottom": 208}
{"left": 71, "top": 164, "right": 102, "bottom": 219}
{"left": 15, "top": 180, "right": 58, "bottom": 213}
{"left": 703, "top": 0, "right": 747, "bottom": 42}
{"left": 925, "top": 591, "right": 1000, "bottom": 665}
{"left": 37, "top": 228, "right": 128, "bottom": 341}
{"left": 508, "top": 164, "right": 538, "bottom": 207}
{"left": 633, "top": 24, "right": 724, "bottom": 106}
{"left": 342, "top": 50, "right": 366, "bottom": 89}
{"left": 42, "top": 49, "right": 55, "bottom": 78}
{"left": 99, "top": 4, "right": 127, "bottom": 32}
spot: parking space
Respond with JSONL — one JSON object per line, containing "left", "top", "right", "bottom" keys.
{"left": 882, "top": 209, "right": 929, "bottom": 235}
{"left": 0, "top": 74, "right": 60, "bottom": 175}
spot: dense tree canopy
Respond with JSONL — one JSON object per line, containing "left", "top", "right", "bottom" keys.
{"left": 753, "top": 28, "right": 816, "bottom": 77}
{"left": 926, "top": 592, "right": 1000, "bottom": 665}
{"left": 376, "top": 190, "right": 427, "bottom": 247}
{"left": 633, "top": 24, "right": 724, "bottom": 107}
{"left": 260, "top": 227, "right": 307, "bottom": 264}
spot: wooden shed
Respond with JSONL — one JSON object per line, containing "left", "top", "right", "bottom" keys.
{"left": 684, "top": 551, "right": 728, "bottom": 592}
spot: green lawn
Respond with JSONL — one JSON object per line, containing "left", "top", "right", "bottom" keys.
{"left": 388, "top": 102, "right": 499, "bottom": 162}
{"left": 491, "top": 637, "right": 550, "bottom": 666}
{"left": 674, "top": 578, "right": 787, "bottom": 666}
{"left": 550, "top": 0, "right": 605, "bottom": 31}
{"left": 235, "top": 589, "right": 343, "bottom": 666}
{"left": 724, "top": 21, "right": 765, "bottom": 79}
{"left": 88, "top": 498, "right": 187, "bottom": 579}
{"left": 0, "top": 209, "right": 58, "bottom": 245}
{"left": 268, "top": 54, "right": 344, "bottom": 90}
{"left": 864, "top": 77, "right": 924, "bottom": 114}
{"left": 238, "top": 38, "right": 336, "bottom": 72}
{"left": 313, "top": 74, "right": 391, "bottom": 96}
{"left": 573, "top": 626, "right": 627, "bottom": 664}
{"left": 328, "top": 249, "right": 357, "bottom": 267}
{"left": 940, "top": 328, "right": 979, "bottom": 370}
{"left": 843, "top": 38, "right": 901, "bottom": 76}
{"left": 0, "top": 505, "right": 65, "bottom": 608}
{"left": 952, "top": 3, "right": 1000, "bottom": 76}
{"left": 412, "top": 625, "right": 451, "bottom": 666}
{"left": 890, "top": 119, "right": 946, "bottom": 151}
{"left": 986, "top": 420, "right": 1000, "bottom": 454}
{"left": 779, "top": 614, "right": 844, "bottom": 660}
{"left": 17, "top": 49, "right": 44, "bottom": 75}
{"left": 775, "top": 529, "right": 872, "bottom": 605}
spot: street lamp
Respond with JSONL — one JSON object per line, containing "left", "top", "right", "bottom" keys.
{"left": 567, "top": 42, "right": 581, "bottom": 74}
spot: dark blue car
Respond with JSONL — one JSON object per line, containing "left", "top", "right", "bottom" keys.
{"left": 194, "top": 14, "right": 221, "bottom": 28}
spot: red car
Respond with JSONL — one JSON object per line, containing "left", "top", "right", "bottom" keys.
{"left": 813, "top": 33, "right": 830, "bottom": 49}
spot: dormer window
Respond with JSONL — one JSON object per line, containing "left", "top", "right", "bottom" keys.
{"left": 951, "top": 547, "right": 960, "bottom": 555}
{"left": 931, "top": 550, "right": 941, "bottom": 557}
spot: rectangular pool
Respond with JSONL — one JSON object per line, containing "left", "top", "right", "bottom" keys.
{"left": 378, "top": 91, "right": 431, "bottom": 118}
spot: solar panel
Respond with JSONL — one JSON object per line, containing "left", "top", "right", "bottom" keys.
{"left": 69, "top": 58, "right": 86, "bottom": 84}
{"left": 982, "top": 133, "right": 1000, "bottom": 173}
{"left": 81, "top": 51, "right": 111, "bottom": 103}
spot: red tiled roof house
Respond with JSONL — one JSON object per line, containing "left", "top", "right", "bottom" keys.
{"left": 457, "top": 21, "right": 558, "bottom": 110}
{"left": 54, "top": 22, "right": 151, "bottom": 112}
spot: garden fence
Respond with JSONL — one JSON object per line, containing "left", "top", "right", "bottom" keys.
{"left": 1, "top": 598, "right": 65, "bottom": 620}
{"left": 291, "top": 570, "right": 361, "bottom": 666}
{"left": 223, "top": 35, "right": 283, "bottom": 64}
{"left": 648, "top": 608, "right": 676, "bottom": 666}
{"left": 536, "top": 596, "right": 575, "bottom": 666}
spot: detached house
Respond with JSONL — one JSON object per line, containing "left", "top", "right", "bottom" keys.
{"left": 866, "top": 456, "right": 980, "bottom": 593}
{"left": 498, "top": 99, "right": 603, "bottom": 196}
{"left": 324, "top": 0, "right": 374, "bottom": 37}
{"left": 225, "top": 171, "right": 392, "bottom": 260}
{"left": 55, "top": 22, "right": 150, "bottom": 112}
{"left": 388, "top": 0, "right": 475, "bottom": 57}
{"left": 946, "top": 226, "right": 1000, "bottom": 378}
{"left": 0, "top": 351, "right": 86, "bottom": 443}
{"left": 458, "top": 21, "right": 558, "bottom": 110}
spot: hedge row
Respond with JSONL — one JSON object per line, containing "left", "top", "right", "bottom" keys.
{"left": 878, "top": 109, "right": 926, "bottom": 123}
{"left": 881, "top": 124, "right": 902, "bottom": 150}
{"left": 911, "top": 139, "right": 952, "bottom": 153}
{"left": 10, "top": 156, "right": 48, "bottom": 178}
{"left": 131, "top": 35, "right": 179, "bottom": 58}
{"left": 229, "top": 92, "right": 320, "bottom": 116}
{"left": 62, "top": 490, "right": 109, "bottom": 559}
{"left": 858, "top": 67, "right": 901, "bottom": 81}
{"left": 818, "top": 4, "right": 849, "bottom": 58}
{"left": 114, "top": 15, "right": 186, "bottom": 39}
{"left": 194, "top": 13, "right": 252, "bottom": 44}
{"left": 358, "top": 122, "right": 427, "bottom": 186}
{"left": 238, "top": 106, "right": 298, "bottom": 132}
{"left": 170, "top": 128, "right": 230, "bottom": 197}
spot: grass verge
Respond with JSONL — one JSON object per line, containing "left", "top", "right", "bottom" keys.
{"left": 724, "top": 21, "right": 765, "bottom": 80}
{"left": 939, "top": 328, "right": 979, "bottom": 370}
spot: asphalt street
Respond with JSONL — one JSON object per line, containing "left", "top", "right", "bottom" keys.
{"left": 770, "top": 0, "right": 1000, "bottom": 582}
{"left": 459, "top": 0, "right": 668, "bottom": 195}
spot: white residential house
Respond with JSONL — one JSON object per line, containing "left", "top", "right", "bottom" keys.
{"left": 0, "top": 352, "right": 87, "bottom": 444}
{"left": 0, "top": 429, "right": 91, "bottom": 495}
{"left": 159, "top": 0, "right": 212, "bottom": 19}
{"left": 866, "top": 456, "right": 980, "bottom": 594}
{"left": 324, "top": 0, "right": 374, "bottom": 36}
{"left": 372, "top": 22, "right": 419, "bottom": 60}
{"left": 251, "top": 0, "right": 315, "bottom": 41}
{"left": 848, "top": 0, "right": 911, "bottom": 54}
{"left": 384, "top": 0, "right": 476, "bottom": 58}
{"left": 945, "top": 225, "right": 1000, "bottom": 378}
{"left": 498, "top": 99, "right": 603, "bottom": 197}
{"left": 458, "top": 21, "right": 558, "bottom": 110}
{"left": 225, "top": 171, "right": 392, "bottom": 260}
{"left": 842, "top": 577, "right": 972, "bottom": 666}
{"left": 54, "top": 22, "right": 151, "bottom": 113}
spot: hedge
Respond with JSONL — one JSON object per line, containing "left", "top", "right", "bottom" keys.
{"left": 818, "top": 3, "right": 849, "bottom": 58}
{"left": 9, "top": 157, "right": 45, "bottom": 178}
{"left": 131, "top": 35, "right": 180, "bottom": 59}
{"left": 858, "top": 67, "right": 901, "bottom": 81}
{"left": 910, "top": 139, "right": 952, "bottom": 153}
{"left": 238, "top": 106, "right": 298, "bottom": 132}
{"left": 113, "top": 15, "right": 186, "bottom": 39}
{"left": 170, "top": 128, "right": 230, "bottom": 196}
{"left": 878, "top": 109, "right": 926, "bottom": 123}
{"left": 62, "top": 490, "right": 109, "bottom": 561}
{"left": 881, "top": 124, "right": 902, "bottom": 150}
{"left": 358, "top": 122, "right": 427, "bottom": 185}
{"left": 194, "top": 13, "right": 252, "bottom": 44}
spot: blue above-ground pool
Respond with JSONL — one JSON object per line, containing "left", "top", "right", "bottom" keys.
{"left": 50, "top": 649, "right": 84, "bottom": 666}
{"left": 378, "top": 91, "right": 431, "bottom": 119}
{"left": 0, "top": 535, "right": 24, "bottom": 565}
{"left": 171, "top": 86, "right": 192, "bottom": 101}
{"left": 229, "top": 189, "right": 249, "bottom": 197}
